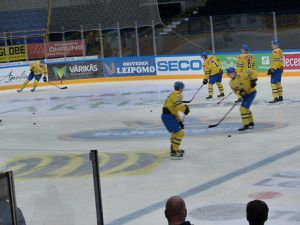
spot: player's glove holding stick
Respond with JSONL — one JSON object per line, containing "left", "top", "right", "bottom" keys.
{"left": 250, "top": 79, "right": 257, "bottom": 88}
{"left": 239, "top": 89, "right": 247, "bottom": 98}
{"left": 267, "top": 68, "right": 275, "bottom": 75}
{"left": 184, "top": 105, "right": 190, "bottom": 115}
{"left": 43, "top": 76, "right": 48, "bottom": 83}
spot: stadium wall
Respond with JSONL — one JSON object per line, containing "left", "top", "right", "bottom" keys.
{"left": 1, "top": 51, "right": 300, "bottom": 91}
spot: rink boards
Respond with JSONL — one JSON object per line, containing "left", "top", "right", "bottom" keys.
{"left": 1, "top": 51, "right": 300, "bottom": 91}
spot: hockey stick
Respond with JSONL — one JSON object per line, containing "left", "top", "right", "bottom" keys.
{"left": 47, "top": 81, "right": 68, "bottom": 90}
{"left": 183, "top": 84, "right": 204, "bottom": 103}
{"left": 208, "top": 101, "right": 238, "bottom": 128}
{"left": 217, "top": 91, "right": 233, "bottom": 105}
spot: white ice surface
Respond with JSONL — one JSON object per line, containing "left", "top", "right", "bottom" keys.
{"left": 0, "top": 77, "right": 299, "bottom": 225}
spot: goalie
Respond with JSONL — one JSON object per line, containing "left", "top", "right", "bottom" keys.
{"left": 17, "top": 60, "right": 48, "bottom": 92}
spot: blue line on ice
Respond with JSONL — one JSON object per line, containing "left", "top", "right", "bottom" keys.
{"left": 107, "top": 145, "right": 300, "bottom": 225}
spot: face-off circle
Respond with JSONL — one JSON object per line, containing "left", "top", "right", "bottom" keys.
{"left": 248, "top": 192, "right": 282, "bottom": 199}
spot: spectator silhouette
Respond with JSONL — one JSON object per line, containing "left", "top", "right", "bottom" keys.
{"left": 165, "top": 196, "right": 192, "bottom": 225}
{"left": 246, "top": 200, "right": 269, "bottom": 225}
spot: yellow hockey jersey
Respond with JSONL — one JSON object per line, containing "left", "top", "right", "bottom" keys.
{"left": 236, "top": 54, "right": 256, "bottom": 77}
{"left": 163, "top": 91, "right": 187, "bottom": 121}
{"left": 203, "top": 55, "right": 223, "bottom": 79}
{"left": 230, "top": 72, "right": 257, "bottom": 96}
{"left": 271, "top": 48, "right": 284, "bottom": 70}
{"left": 30, "top": 61, "right": 48, "bottom": 76}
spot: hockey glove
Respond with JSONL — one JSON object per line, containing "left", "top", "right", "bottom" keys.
{"left": 43, "top": 76, "right": 47, "bottom": 83}
{"left": 250, "top": 79, "right": 257, "bottom": 88}
{"left": 184, "top": 105, "right": 190, "bottom": 115}
{"left": 179, "top": 121, "right": 184, "bottom": 129}
{"left": 203, "top": 79, "right": 208, "bottom": 85}
{"left": 267, "top": 68, "right": 275, "bottom": 75}
{"left": 239, "top": 89, "right": 247, "bottom": 97}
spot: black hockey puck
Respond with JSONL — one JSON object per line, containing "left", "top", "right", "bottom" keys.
{"left": 33, "top": 122, "right": 36, "bottom": 125}
{"left": 32, "top": 112, "right": 35, "bottom": 114}
{"left": 228, "top": 135, "right": 231, "bottom": 137}
{"left": 150, "top": 110, "right": 153, "bottom": 112}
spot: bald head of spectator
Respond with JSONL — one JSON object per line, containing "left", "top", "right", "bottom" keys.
{"left": 246, "top": 200, "right": 269, "bottom": 225}
{"left": 165, "top": 196, "right": 187, "bottom": 225}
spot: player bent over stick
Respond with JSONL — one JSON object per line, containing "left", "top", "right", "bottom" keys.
{"left": 201, "top": 52, "right": 225, "bottom": 99}
{"left": 17, "top": 60, "right": 48, "bottom": 92}
{"left": 226, "top": 67, "right": 257, "bottom": 131}
{"left": 161, "top": 81, "right": 190, "bottom": 159}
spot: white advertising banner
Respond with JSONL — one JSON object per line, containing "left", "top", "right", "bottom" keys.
{"left": 283, "top": 52, "right": 300, "bottom": 72}
{"left": 155, "top": 55, "right": 204, "bottom": 75}
{"left": 0, "top": 66, "right": 30, "bottom": 86}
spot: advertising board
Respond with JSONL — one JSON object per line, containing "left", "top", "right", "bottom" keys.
{"left": 103, "top": 57, "right": 156, "bottom": 77}
{"left": 155, "top": 55, "right": 203, "bottom": 75}
{"left": 48, "top": 60, "right": 103, "bottom": 81}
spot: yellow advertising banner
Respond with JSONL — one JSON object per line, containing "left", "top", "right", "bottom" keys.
{"left": 0, "top": 45, "right": 27, "bottom": 62}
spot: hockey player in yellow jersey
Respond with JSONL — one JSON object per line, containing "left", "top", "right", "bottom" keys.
{"left": 226, "top": 67, "right": 257, "bottom": 131}
{"left": 201, "top": 52, "right": 224, "bottom": 99}
{"left": 267, "top": 40, "right": 284, "bottom": 103}
{"left": 236, "top": 44, "right": 256, "bottom": 78}
{"left": 17, "top": 60, "right": 48, "bottom": 92}
{"left": 161, "top": 81, "right": 190, "bottom": 159}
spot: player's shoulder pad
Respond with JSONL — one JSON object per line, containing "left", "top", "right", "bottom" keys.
{"left": 244, "top": 54, "right": 251, "bottom": 58}
{"left": 176, "top": 92, "right": 183, "bottom": 98}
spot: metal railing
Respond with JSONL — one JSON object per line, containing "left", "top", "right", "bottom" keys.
{"left": 1, "top": 11, "right": 300, "bottom": 63}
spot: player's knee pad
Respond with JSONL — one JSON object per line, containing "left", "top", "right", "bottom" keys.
{"left": 240, "top": 106, "right": 248, "bottom": 114}
{"left": 216, "top": 82, "right": 224, "bottom": 91}
{"left": 277, "top": 82, "right": 283, "bottom": 94}
{"left": 271, "top": 83, "right": 279, "bottom": 91}
{"left": 33, "top": 80, "right": 38, "bottom": 87}
{"left": 174, "top": 129, "right": 184, "bottom": 139}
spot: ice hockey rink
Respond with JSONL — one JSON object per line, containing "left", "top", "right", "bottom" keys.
{"left": 0, "top": 77, "right": 299, "bottom": 225}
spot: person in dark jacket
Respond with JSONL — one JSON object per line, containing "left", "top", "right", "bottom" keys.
{"left": 246, "top": 200, "right": 269, "bottom": 225}
{"left": 165, "top": 196, "right": 192, "bottom": 225}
